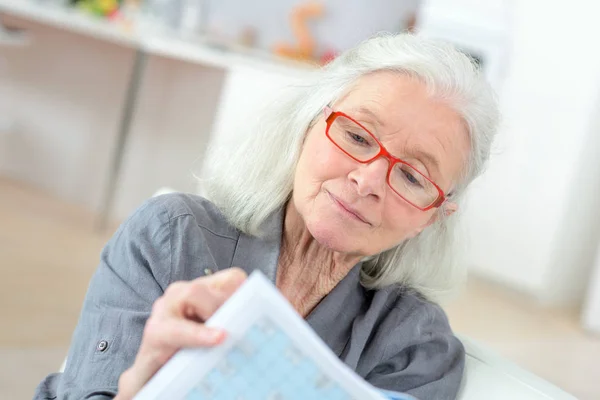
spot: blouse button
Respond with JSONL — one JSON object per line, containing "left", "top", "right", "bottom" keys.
{"left": 97, "top": 340, "right": 109, "bottom": 352}
{"left": 204, "top": 268, "right": 214, "bottom": 276}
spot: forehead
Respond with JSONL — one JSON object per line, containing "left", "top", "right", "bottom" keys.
{"left": 334, "top": 72, "right": 470, "bottom": 188}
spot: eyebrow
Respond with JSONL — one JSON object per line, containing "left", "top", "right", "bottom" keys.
{"left": 407, "top": 148, "right": 441, "bottom": 177}
{"left": 351, "top": 106, "right": 442, "bottom": 178}
{"left": 355, "top": 107, "right": 386, "bottom": 128}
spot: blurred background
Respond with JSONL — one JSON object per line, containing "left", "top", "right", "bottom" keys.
{"left": 1, "top": 0, "right": 600, "bottom": 398}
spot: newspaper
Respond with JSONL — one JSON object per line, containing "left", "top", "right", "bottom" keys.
{"left": 133, "top": 271, "right": 415, "bottom": 400}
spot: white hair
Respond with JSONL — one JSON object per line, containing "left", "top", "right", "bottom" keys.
{"left": 202, "top": 33, "right": 499, "bottom": 302}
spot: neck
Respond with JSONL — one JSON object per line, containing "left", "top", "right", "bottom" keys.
{"left": 276, "top": 200, "right": 362, "bottom": 317}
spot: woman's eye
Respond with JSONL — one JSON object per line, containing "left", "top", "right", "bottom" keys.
{"left": 348, "top": 132, "right": 369, "bottom": 145}
{"left": 403, "top": 171, "right": 423, "bottom": 187}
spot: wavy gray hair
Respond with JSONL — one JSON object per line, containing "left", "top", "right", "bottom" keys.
{"left": 202, "top": 33, "right": 499, "bottom": 301}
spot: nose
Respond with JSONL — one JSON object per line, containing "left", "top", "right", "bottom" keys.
{"left": 348, "top": 157, "right": 389, "bottom": 199}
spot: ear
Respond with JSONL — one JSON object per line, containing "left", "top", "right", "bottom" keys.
{"left": 407, "top": 201, "right": 458, "bottom": 238}
{"left": 440, "top": 201, "right": 458, "bottom": 218}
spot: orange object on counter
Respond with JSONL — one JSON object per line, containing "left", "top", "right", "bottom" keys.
{"left": 273, "top": 2, "right": 324, "bottom": 63}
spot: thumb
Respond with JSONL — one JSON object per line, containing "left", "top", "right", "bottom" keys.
{"left": 208, "top": 267, "right": 247, "bottom": 295}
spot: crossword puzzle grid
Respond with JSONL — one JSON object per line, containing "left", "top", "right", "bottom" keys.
{"left": 183, "top": 317, "right": 357, "bottom": 400}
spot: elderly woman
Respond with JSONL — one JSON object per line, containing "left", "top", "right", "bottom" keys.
{"left": 35, "top": 34, "right": 498, "bottom": 400}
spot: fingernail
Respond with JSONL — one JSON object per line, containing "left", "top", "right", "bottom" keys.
{"left": 208, "top": 329, "right": 225, "bottom": 342}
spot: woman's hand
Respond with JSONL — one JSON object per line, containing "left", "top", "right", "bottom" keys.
{"left": 115, "top": 268, "right": 247, "bottom": 400}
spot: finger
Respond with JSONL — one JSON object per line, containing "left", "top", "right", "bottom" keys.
{"left": 154, "top": 268, "right": 247, "bottom": 320}
{"left": 205, "top": 267, "right": 247, "bottom": 294}
{"left": 154, "top": 282, "right": 224, "bottom": 322}
{"left": 181, "top": 282, "right": 228, "bottom": 322}
{"left": 182, "top": 268, "right": 247, "bottom": 320}
{"left": 145, "top": 317, "right": 226, "bottom": 350}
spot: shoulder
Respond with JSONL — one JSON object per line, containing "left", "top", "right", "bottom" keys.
{"left": 379, "top": 286, "right": 457, "bottom": 342}
{"left": 366, "top": 287, "right": 465, "bottom": 399}
{"left": 105, "top": 193, "right": 240, "bottom": 287}
{"left": 385, "top": 287, "right": 451, "bottom": 331}
{"left": 370, "top": 285, "right": 461, "bottom": 356}
{"left": 128, "top": 193, "right": 238, "bottom": 240}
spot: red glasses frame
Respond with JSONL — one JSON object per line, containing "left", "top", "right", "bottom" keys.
{"left": 324, "top": 106, "right": 446, "bottom": 211}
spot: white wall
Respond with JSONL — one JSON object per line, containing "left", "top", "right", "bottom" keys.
{"left": 424, "top": 0, "right": 600, "bottom": 306}
{"left": 582, "top": 243, "right": 600, "bottom": 333}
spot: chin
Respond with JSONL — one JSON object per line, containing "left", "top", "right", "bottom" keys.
{"left": 305, "top": 219, "right": 359, "bottom": 253}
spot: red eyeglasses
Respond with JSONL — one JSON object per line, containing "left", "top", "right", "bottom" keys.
{"left": 324, "top": 106, "right": 446, "bottom": 211}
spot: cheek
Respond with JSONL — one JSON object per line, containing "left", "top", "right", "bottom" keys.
{"left": 295, "top": 133, "right": 350, "bottom": 198}
{"left": 381, "top": 198, "right": 434, "bottom": 240}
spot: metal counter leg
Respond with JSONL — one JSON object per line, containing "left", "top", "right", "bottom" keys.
{"left": 96, "top": 48, "right": 148, "bottom": 231}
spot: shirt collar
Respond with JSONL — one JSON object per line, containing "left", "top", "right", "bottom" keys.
{"left": 231, "top": 207, "right": 284, "bottom": 283}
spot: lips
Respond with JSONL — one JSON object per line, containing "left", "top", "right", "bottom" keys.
{"left": 327, "top": 191, "right": 371, "bottom": 225}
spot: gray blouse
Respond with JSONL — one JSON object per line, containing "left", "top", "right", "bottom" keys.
{"left": 34, "top": 193, "right": 464, "bottom": 400}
